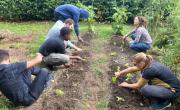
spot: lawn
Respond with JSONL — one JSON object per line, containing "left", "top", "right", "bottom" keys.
{"left": 0, "top": 21, "right": 133, "bottom": 110}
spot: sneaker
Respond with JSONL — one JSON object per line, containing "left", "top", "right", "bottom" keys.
{"left": 152, "top": 100, "right": 171, "bottom": 110}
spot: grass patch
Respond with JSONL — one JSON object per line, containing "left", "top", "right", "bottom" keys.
{"left": 96, "top": 100, "right": 109, "bottom": 110}
{"left": 0, "top": 96, "right": 14, "bottom": 110}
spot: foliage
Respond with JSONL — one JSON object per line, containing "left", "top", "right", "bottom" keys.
{"left": 76, "top": 1, "right": 96, "bottom": 32}
{"left": 141, "top": 0, "right": 177, "bottom": 47}
{"left": 159, "top": 40, "right": 180, "bottom": 79}
{"left": 0, "top": 0, "right": 75, "bottom": 21}
{"left": 116, "top": 96, "right": 125, "bottom": 103}
{"left": 112, "top": 76, "right": 117, "bottom": 84}
{"left": 55, "top": 89, "right": 64, "bottom": 97}
{"left": 112, "top": 7, "right": 128, "bottom": 35}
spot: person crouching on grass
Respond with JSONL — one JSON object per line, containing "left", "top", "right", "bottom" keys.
{"left": 0, "top": 50, "right": 50, "bottom": 106}
{"left": 123, "top": 16, "right": 152, "bottom": 52}
{"left": 115, "top": 52, "right": 180, "bottom": 110}
{"left": 39, "top": 27, "right": 83, "bottom": 71}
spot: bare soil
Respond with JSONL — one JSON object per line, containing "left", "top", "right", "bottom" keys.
{"left": 17, "top": 33, "right": 100, "bottom": 110}
{"left": 0, "top": 29, "right": 36, "bottom": 44}
{"left": 107, "top": 35, "right": 180, "bottom": 110}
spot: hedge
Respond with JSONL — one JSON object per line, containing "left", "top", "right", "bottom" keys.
{"left": 0, "top": 0, "right": 175, "bottom": 22}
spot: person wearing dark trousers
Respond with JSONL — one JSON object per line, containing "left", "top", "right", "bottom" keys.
{"left": 115, "top": 52, "right": 180, "bottom": 110}
{"left": 54, "top": 4, "right": 89, "bottom": 42}
{"left": 39, "top": 27, "right": 82, "bottom": 70}
{"left": 0, "top": 49, "right": 50, "bottom": 106}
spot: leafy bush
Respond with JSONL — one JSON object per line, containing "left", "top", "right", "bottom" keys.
{"left": 139, "top": 0, "right": 177, "bottom": 48}
{"left": 159, "top": 40, "right": 180, "bottom": 79}
{"left": 112, "top": 7, "right": 128, "bottom": 35}
{"left": 76, "top": 1, "right": 96, "bottom": 32}
{"left": 159, "top": 2, "right": 180, "bottom": 79}
{"left": 0, "top": 0, "right": 75, "bottom": 21}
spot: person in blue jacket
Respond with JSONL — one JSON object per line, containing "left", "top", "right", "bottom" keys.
{"left": 54, "top": 4, "right": 89, "bottom": 42}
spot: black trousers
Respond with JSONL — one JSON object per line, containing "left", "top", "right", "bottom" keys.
{"left": 18, "top": 67, "right": 50, "bottom": 106}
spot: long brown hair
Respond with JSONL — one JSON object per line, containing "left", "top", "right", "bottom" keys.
{"left": 135, "top": 16, "right": 148, "bottom": 28}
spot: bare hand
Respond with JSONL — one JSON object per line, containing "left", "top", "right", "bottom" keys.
{"left": 123, "top": 36, "right": 127, "bottom": 42}
{"left": 78, "top": 36, "right": 84, "bottom": 42}
{"left": 114, "top": 72, "right": 120, "bottom": 77}
{"left": 76, "top": 47, "right": 82, "bottom": 52}
{"left": 118, "top": 82, "right": 129, "bottom": 87}
{"left": 75, "top": 56, "right": 83, "bottom": 60}
{"left": 36, "top": 53, "right": 43, "bottom": 62}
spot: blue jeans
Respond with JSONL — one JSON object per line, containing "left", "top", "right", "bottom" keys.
{"left": 140, "top": 85, "right": 175, "bottom": 102}
{"left": 129, "top": 42, "right": 151, "bottom": 52}
{"left": 54, "top": 11, "right": 65, "bottom": 22}
{"left": 18, "top": 67, "right": 50, "bottom": 106}
{"left": 129, "top": 34, "right": 151, "bottom": 52}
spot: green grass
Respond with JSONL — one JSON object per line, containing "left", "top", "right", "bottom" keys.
{"left": 0, "top": 21, "right": 113, "bottom": 109}
{"left": 0, "top": 21, "right": 131, "bottom": 109}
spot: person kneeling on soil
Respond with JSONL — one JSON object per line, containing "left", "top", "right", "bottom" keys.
{"left": 46, "top": 18, "right": 82, "bottom": 52}
{"left": 123, "top": 16, "right": 152, "bottom": 52}
{"left": 39, "top": 27, "right": 83, "bottom": 70}
{"left": 115, "top": 53, "right": 180, "bottom": 110}
{"left": 0, "top": 49, "right": 51, "bottom": 106}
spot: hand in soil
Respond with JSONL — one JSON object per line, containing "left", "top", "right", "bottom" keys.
{"left": 78, "top": 36, "right": 84, "bottom": 42}
{"left": 64, "top": 62, "right": 73, "bottom": 68}
{"left": 118, "top": 82, "right": 129, "bottom": 87}
{"left": 115, "top": 71, "right": 121, "bottom": 77}
{"left": 76, "top": 47, "right": 83, "bottom": 52}
{"left": 75, "top": 56, "right": 83, "bottom": 60}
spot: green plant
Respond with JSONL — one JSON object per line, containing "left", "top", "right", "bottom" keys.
{"left": 112, "top": 7, "right": 128, "bottom": 35}
{"left": 55, "top": 89, "right": 64, "bottom": 97}
{"left": 159, "top": 40, "right": 180, "bottom": 79}
{"left": 76, "top": 1, "right": 96, "bottom": 32}
{"left": 125, "top": 73, "right": 133, "bottom": 81}
{"left": 142, "top": 0, "right": 177, "bottom": 47}
{"left": 112, "top": 76, "right": 117, "bottom": 84}
{"left": 116, "top": 96, "right": 125, "bottom": 103}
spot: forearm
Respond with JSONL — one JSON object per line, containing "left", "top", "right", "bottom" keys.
{"left": 116, "top": 66, "right": 139, "bottom": 77}
{"left": 125, "top": 30, "right": 134, "bottom": 37}
{"left": 123, "top": 83, "right": 139, "bottom": 89}
{"left": 27, "top": 53, "right": 43, "bottom": 69}
{"left": 27, "top": 58, "right": 42, "bottom": 69}
{"left": 69, "top": 56, "right": 78, "bottom": 59}
{"left": 74, "top": 23, "right": 79, "bottom": 37}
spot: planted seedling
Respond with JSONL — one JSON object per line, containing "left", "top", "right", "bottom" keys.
{"left": 55, "top": 89, "right": 64, "bottom": 97}
{"left": 124, "top": 63, "right": 129, "bottom": 67}
{"left": 116, "top": 96, "right": 125, "bottom": 103}
{"left": 116, "top": 66, "right": 120, "bottom": 72}
{"left": 110, "top": 52, "right": 117, "bottom": 56}
{"left": 125, "top": 73, "right": 133, "bottom": 81}
{"left": 112, "top": 76, "right": 117, "bottom": 84}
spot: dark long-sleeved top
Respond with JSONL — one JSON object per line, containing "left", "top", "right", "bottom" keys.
{"left": 55, "top": 4, "right": 82, "bottom": 37}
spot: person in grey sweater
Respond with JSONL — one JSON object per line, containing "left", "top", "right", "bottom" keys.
{"left": 123, "top": 16, "right": 152, "bottom": 52}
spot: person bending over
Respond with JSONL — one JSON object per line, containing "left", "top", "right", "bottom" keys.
{"left": 39, "top": 27, "right": 82, "bottom": 70}
{"left": 54, "top": 4, "right": 89, "bottom": 42}
{"left": 46, "top": 18, "right": 82, "bottom": 52}
{"left": 115, "top": 53, "right": 180, "bottom": 110}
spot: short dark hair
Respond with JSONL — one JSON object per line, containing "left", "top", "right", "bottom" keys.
{"left": 64, "top": 18, "right": 74, "bottom": 25}
{"left": 60, "top": 27, "right": 72, "bottom": 38}
{"left": 0, "top": 49, "right": 9, "bottom": 63}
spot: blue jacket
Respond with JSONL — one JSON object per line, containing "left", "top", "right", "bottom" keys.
{"left": 55, "top": 4, "right": 89, "bottom": 37}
